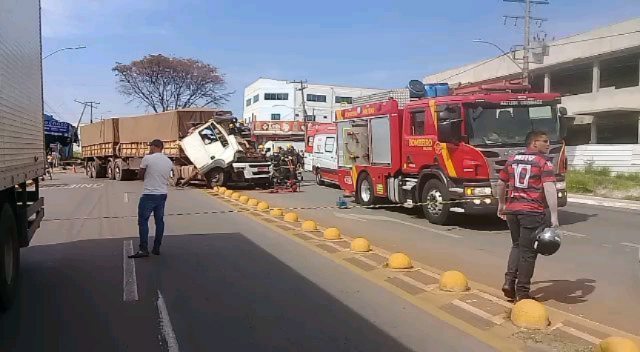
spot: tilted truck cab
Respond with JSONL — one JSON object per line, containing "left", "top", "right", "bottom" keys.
{"left": 336, "top": 81, "right": 568, "bottom": 225}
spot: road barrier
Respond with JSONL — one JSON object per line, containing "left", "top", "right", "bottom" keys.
{"left": 257, "top": 202, "right": 270, "bottom": 211}
{"left": 350, "top": 238, "right": 371, "bottom": 252}
{"left": 323, "top": 227, "right": 341, "bottom": 240}
{"left": 212, "top": 186, "right": 219, "bottom": 192}
{"left": 510, "top": 299, "right": 549, "bottom": 329}
{"left": 301, "top": 220, "right": 317, "bottom": 231}
{"left": 439, "top": 271, "right": 469, "bottom": 292}
{"left": 239, "top": 195, "right": 250, "bottom": 204}
{"left": 284, "top": 212, "right": 298, "bottom": 222}
{"left": 224, "top": 190, "right": 234, "bottom": 197}
{"left": 247, "top": 199, "right": 259, "bottom": 206}
{"left": 595, "top": 337, "right": 640, "bottom": 352}
{"left": 387, "top": 253, "right": 413, "bottom": 270}
{"left": 218, "top": 187, "right": 227, "bottom": 195}
{"left": 270, "top": 208, "right": 284, "bottom": 217}
{"left": 231, "top": 192, "right": 241, "bottom": 200}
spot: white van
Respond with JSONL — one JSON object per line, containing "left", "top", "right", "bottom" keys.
{"left": 263, "top": 140, "right": 304, "bottom": 157}
{"left": 311, "top": 133, "right": 339, "bottom": 185}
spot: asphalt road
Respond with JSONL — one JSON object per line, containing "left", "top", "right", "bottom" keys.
{"left": 0, "top": 173, "right": 494, "bottom": 352}
{"left": 242, "top": 173, "right": 640, "bottom": 334}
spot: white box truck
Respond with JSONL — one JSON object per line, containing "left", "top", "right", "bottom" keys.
{"left": 0, "top": 0, "right": 46, "bottom": 311}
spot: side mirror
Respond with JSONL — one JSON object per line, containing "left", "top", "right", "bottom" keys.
{"left": 559, "top": 106, "right": 568, "bottom": 117}
{"left": 438, "top": 119, "right": 463, "bottom": 144}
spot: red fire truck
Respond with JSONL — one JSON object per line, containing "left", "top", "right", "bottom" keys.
{"left": 335, "top": 81, "right": 568, "bottom": 225}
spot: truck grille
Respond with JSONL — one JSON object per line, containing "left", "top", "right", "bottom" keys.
{"left": 479, "top": 146, "right": 561, "bottom": 180}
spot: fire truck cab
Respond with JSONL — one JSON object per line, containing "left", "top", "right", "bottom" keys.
{"left": 336, "top": 81, "right": 568, "bottom": 225}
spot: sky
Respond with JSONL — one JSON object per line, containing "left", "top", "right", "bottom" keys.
{"left": 41, "top": 0, "right": 640, "bottom": 123}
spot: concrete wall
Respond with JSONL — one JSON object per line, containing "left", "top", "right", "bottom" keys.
{"left": 560, "top": 86, "right": 640, "bottom": 115}
{"left": 567, "top": 144, "right": 640, "bottom": 173}
{"left": 423, "top": 18, "right": 640, "bottom": 85}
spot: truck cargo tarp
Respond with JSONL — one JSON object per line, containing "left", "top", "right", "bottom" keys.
{"left": 79, "top": 118, "right": 118, "bottom": 146}
{"left": 118, "top": 109, "right": 221, "bottom": 143}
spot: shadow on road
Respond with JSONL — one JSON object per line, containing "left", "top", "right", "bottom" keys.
{"left": 530, "top": 278, "right": 597, "bottom": 305}
{"left": 558, "top": 210, "right": 597, "bottom": 226}
{"left": 0, "top": 233, "right": 414, "bottom": 352}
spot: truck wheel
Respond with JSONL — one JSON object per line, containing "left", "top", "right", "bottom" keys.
{"left": 107, "top": 161, "right": 115, "bottom": 180}
{"left": 208, "top": 169, "right": 226, "bottom": 188}
{"left": 421, "top": 179, "right": 453, "bottom": 225}
{"left": 169, "top": 168, "right": 181, "bottom": 187}
{"left": 85, "top": 162, "right": 91, "bottom": 177}
{"left": 0, "top": 204, "right": 20, "bottom": 312}
{"left": 356, "top": 173, "right": 377, "bottom": 206}
{"left": 94, "top": 164, "right": 107, "bottom": 179}
{"left": 315, "top": 169, "right": 325, "bottom": 186}
{"left": 89, "top": 162, "right": 95, "bottom": 179}
{"left": 114, "top": 161, "right": 123, "bottom": 181}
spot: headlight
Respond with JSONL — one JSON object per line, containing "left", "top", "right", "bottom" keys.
{"left": 555, "top": 181, "right": 566, "bottom": 190}
{"left": 464, "top": 187, "right": 492, "bottom": 196}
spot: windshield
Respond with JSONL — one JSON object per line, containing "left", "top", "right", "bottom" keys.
{"left": 466, "top": 104, "right": 559, "bottom": 146}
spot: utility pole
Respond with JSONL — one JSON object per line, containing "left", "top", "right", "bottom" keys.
{"left": 503, "top": 0, "right": 549, "bottom": 85}
{"left": 288, "top": 80, "right": 308, "bottom": 121}
{"left": 74, "top": 100, "right": 100, "bottom": 123}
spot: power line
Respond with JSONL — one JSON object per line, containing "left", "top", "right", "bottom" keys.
{"left": 74, "top": 100, "right": 100, "bottom": 124}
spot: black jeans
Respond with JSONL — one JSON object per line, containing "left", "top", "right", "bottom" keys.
{"left": 505, "top": 213, "right": 549, "bottom": 296}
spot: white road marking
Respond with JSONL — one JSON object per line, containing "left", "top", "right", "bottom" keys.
{"left": 122, "top": 241, "right": 139, "bottom": 302}
{"left": 451, "top": 299, "right": 505, "bottom": 325}
{"left": 561, "top": 231, "right": 587, "bottom": 238}
{"left": 157, "top": 290, "right": 180, "bottom": 352}
{"left": 558, "top": 325, "right": 601, "bottom": 345}
{"left": 124, "top": 193, "right": 129, "bottom": 203}
{"left": 332, "top": 212, "right": 367, "bottom": 222}
{"left": 621, "top": 242, "right": 640, "bottom": 248}
{"left": 394, "top": 274, "right": 437, "bottom": 292}
{"left": 338, "top": 213, "right": 462, "bottom": 238}
{"left": 472, "top": 290, "right": 513, "bottom": 309}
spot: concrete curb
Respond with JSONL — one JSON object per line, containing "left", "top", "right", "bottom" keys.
{"left": 569, "top": 195, "right": 640, "bottom": 211}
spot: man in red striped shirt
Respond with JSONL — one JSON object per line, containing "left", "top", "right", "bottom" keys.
{"left": 497, "top": 130, "right": 560, "bottom": 301}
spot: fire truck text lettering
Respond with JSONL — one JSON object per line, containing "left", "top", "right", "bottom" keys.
{"left": 408, "top": 138, "right": 434, "bottom": 147}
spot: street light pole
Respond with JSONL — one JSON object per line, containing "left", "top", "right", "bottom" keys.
{"left": 42, "top": 45, "right": 87, "bottom": 60}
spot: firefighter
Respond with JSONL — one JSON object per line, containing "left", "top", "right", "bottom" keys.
{"left": 497, "top": 130, "right": 560, "bottom": 302}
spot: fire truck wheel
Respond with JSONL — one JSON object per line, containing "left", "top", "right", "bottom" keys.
{"left": 0, "top": 204, "right": 19, "bottom": 312}
{"left": 356, "top": 173, "right": 377, "bottom": 206}
{"left": 315, "top": 169, "right": 325, "bottom": 186}
{"left": 421, "top": 179, "right": 453, "bottom": 225}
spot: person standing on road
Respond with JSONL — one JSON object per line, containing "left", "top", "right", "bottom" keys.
{"left": 496, "top": 130, "right": 559, "bottom": 301}
{"left": 129, "top": 139, "right": 174, "bottom": 258}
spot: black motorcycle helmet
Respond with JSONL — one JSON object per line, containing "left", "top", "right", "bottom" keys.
{"left": 534, "top": 227, "right": 562, "bottom": 256}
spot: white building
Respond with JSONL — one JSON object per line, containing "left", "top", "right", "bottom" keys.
{"left": 424, "top": 18, "right": 640, "bottom": 172}
{"left": 243, "top": 78, "right": 385, "bottom": 123}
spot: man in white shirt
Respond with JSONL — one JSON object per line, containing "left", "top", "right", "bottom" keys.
{"left": 129, "top": 139, "right": 174, "bottom": 258}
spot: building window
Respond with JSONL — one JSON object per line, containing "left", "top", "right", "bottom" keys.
{"left": 253, "top": 94, "right": 259, "bottom": 103}
{"left": 307, "top": 94, "right": 327, "bottom": 102}
{"left": 265, "top": 93, "right": 289, "bottom": 100}
{"left": 245, "top": 98, "right": 252, "bottom": 107}
{"left": 271, "top": 114, "right": 281, "bottom": 120}
{"left": 335, "top": 96, "right": 352, "bottom": 104}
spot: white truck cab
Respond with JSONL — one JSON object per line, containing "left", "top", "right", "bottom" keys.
{"left": 180, "top": 120, "right": 271, "bottom": 185}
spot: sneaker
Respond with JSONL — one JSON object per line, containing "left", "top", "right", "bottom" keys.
{"left": 152, "top": 248, "right": 160, "bottom": 256}
{"left": 128, "top": 250, "right": 149, "bottom": 258}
